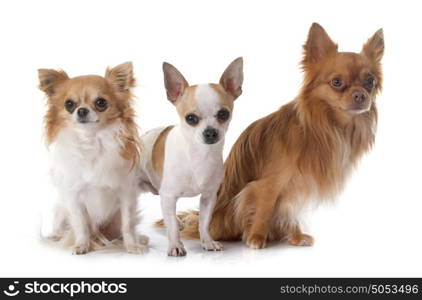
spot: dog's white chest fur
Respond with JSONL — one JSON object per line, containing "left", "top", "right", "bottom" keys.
{"left": 50, "top": 123, "right": 131, "bottom": 191}
{"left": 164, "top": 127, "right": 224, "bottom": 196}
{"left": 140, "top": 126, "right": 224, "bottom": 197}
{"left": 49, "top": 123, "right": 138, "bottom": 227}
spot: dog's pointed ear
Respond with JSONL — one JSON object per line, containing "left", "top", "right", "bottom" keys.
{"left": 163, "top": 62, "right": 189, "bottom": 104}
{"left": 303, "top": 23, "right": 338, "bottom": 63}
{"left": 38, "top": 69, "right": 69, "bottom": 96}
{"left": 105, "top": 62, "right": 135, "bottom": 93}
{"left": 361, "top": 28, "right": 384, "bottom": 63}
{"left": 219, "top": 57, "right": 243, "bottom": 100}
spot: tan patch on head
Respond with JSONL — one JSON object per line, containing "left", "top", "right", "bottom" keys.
{"left": 62, "top": 76, "right": 109, "bottom": 103}
{"left": 59, "top": 75, "right": 122, "bottom": 123}
{"left": 174, "top": 84, "right": 234, "bottom": 120}
{"left": 209, "top": 83, "right": 235, "bottom": 111}
{"left": 152, "top": 125, "right": 174, "bottom": 177}
{"left": 175, "top": 86, "right": 198, "bottom": 119}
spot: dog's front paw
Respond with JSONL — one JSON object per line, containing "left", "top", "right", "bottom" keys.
{"left": 167, "top": 243, "right": 187, "bottom": 257}
{"left": 201, "top": 240, "right": 224, "bottom": 251}
{"left": 72, "top": 244, "right": 90, "bottom": 255}
{"left": 245, "top": 234, "right": 267, "bottom": 249}
{"left": 126, "top": 243, "right": 148, "bottom": 254}
{"left": 288, "top": 233, "right": 314, "bottom": 246}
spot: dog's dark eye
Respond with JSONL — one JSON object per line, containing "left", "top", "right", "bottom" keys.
{"left": 366, "top": 77, "right": 376, "bottom": 89}
{"left": 64, "top": 99, "right": 75, "bottom": 113}
{"left": 331, "top": 77, "right": 343, "bottom": 88}
{"left": 185, "top": 113, "right": 199, "bottom": 126}
{"left": 217, "top": 109, "right": 230, "bottom": 122}
{"left": 95, "top": 98, "right": 108, "bottom": 111}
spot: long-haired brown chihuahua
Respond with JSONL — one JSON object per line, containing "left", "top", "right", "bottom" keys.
{"left": 163, "top": 23, "right": 384, "bottom": 249}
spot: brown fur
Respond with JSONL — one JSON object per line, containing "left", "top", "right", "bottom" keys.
{"left": 172, "top": 84, "right": 235, "bottom": 119}
{"left": 39, "top": 62, "right": 141, "bottom": 170}
{"left": 210, "top": 83, "right": 235, "bottom": 111}
{"left": 152, "top": 125, "right": 175, "bottom": 176}
{"left": 175, "top": 85, "right": 199, "bottom": 119}
{"left": 158, "top": 23, "right": 384, "bottom": 248}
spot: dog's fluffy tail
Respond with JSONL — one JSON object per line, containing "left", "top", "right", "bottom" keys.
{"left": 155, "top": 210, "right": 201, "bottom": 239}
{"left": 153, "top": 192, "right": 244, "bottom": 241}
{"left": 154, "top": 202, "right": 241, "bottom": 241}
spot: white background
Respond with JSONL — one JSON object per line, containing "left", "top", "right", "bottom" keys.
{"left": 0, "top": 0, "right": 421, "bottom": 277}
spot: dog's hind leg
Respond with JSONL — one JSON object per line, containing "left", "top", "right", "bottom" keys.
{"left": 238, "top": 177, "right": 283, "bottom": 249}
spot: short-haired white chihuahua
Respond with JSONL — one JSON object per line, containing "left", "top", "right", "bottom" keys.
{"left": 139, "top": 58, "right": 243, "bottom": 256}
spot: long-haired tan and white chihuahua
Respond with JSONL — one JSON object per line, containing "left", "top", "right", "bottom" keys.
{"left": 171, "top": 23, "right": 384, "bottom": 249}
{"left": 39, "top": 62, "right": 147, "bottom": 255}
{"left": 142, "top": 58, "right": 243, "bottom": 256}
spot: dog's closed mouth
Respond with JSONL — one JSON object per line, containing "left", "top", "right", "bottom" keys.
{"left": 347, "top": 108, "right": 370, "bottom": 115}
{"left": 78, "top": 119, "right": 100, "bottom": 124}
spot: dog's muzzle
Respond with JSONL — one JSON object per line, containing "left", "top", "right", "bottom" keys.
{"left": 202, "top": 126, "right": 220, "bottom": 144}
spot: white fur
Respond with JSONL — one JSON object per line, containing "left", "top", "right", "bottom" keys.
{"left": 139, "top": 84, "right": 232, "bottom": 256}
{"left": 49, "top": 121, "right": 146, "bottom": 254}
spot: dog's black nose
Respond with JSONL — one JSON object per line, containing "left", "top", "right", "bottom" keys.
{"left": 203, "top": 127, "right": 219, "bottom": 144}
{"left": 77, "top": 107, "right": 89, "bottom": 118}
{"left": 352, "top": 91, "right": 367, "bottom": 104}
